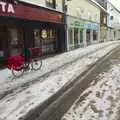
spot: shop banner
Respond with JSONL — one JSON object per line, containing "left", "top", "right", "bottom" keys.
{"left": 0, "top": 0, "right": 63, "bottom": 23}
{"left": 68, "top": 16, "right": 99, "bottom": 30}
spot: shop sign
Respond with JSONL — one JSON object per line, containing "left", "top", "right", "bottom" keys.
{"left": 0, "top": 1, "right": 15, "bottom": 14}
{"left": 70, "top": 20, "right": 84, "bottom": 28}
{"left": 0, "top": 1, "right": 62, "bottom": 23}
{"left": 70, "top": 21, "right": 98, "bottom": 30}
{"left": 84, "top": 22, "right": 98, "bottom": 30}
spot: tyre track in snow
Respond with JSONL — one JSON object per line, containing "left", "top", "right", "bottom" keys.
{"left": 25, "top": 45, "right": 120, "bottom": 120}
{"left": 0, "top": 43, "right": 118, "bottom": 101}
{"left": 19, "top": 44, "right": 120, "bottom": 120}
{"left": 0, "top": 43, "right": 119, "bottom": 120}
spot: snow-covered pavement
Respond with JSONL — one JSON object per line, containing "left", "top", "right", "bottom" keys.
{"left": 61, "top": 46, "right": 120, "bottom": 120}
{"left": 0, "top": 41, "right": 119, "bottom": 97}
{"left": 0, "top": 41, "right": 119, "bottom": 120}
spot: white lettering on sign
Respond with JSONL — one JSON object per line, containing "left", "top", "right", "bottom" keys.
{"left": 0, "top": 1, "right": 15, "bottom": 14}
{"left": 8, "top": 3, "right": 15, "bottom": 13}
{"left": 0, "top": 2, "right": 6, "bottom": 12}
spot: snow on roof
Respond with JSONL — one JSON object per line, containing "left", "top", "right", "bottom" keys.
{"left": 88, "top": 0, "right": 108, "bottom": 13}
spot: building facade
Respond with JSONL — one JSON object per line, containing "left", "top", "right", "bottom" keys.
{"left": 107, "top": 1, "right": 120, "bottom": 41}
{"left": 66, "top": 0, "right": 100, "bottom": 51}
{"left": 19, "top": 0, "right": 63, "bottom": 12}
{"left": 0, "top": 0, "right": 65, "bottom": 65}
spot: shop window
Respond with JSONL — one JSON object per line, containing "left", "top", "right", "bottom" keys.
{"left": 68, "top": 28, "right": 73, "bottom": 45}
{"left": 46, "top": 0, "right": 56, "bottom": 9}
{"left": 93, "top": 30, "right": 97, "bottom": 41}
{"left": 34, "top": 28, "right": 57, "bottom": 55}
{"left": 80, "top": 29, "right": 83, "bottom": 43}
{"left": 9, "top": 28, "right": 23, "bottom": 55}
{"left": 40, "top": 28, "right": 56, "bottom": 54}
{"left": 74, "top": 28, "right": 79, "bottom": 47}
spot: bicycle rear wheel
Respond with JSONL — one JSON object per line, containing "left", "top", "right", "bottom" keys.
{"left": 31, "top": 59, "right": 42, "bottom": 71}
{"left": 11, "top": 66, "right": 24, "bottom": 78}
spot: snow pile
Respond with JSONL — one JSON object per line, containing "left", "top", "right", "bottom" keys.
{"left": 0, "top": 42, "right": 119, "bottom": 120}
{"left": 62, "top": 64, "right": 120, "bottom": 120}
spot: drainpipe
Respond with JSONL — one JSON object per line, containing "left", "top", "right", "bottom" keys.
{"left": 63, "top": 0, "right": 67, "bottom": 52}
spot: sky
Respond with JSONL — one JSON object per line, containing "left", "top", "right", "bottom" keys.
{"left": 108, "top": 0, "right": 120, "bottom": 11}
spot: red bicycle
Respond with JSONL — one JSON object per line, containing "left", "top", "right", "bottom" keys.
{"left": 8, "top": 48, "right": 42, "bottom": 77}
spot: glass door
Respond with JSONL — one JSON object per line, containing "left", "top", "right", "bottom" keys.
{"left": 74, "top": 28, "right": 79, "bottom": 48}
{"left": 34, "top": 29, "right": 41, "bottom": 48}
{"left": 0, "top": 26, "right": 6, "bottom": 58}
{"left": 86, "top": 29, "right": 91, "bottom": 45}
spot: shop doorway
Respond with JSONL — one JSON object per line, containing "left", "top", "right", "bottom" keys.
{"left": 74, "top": 28, "right": 79, "bottom": 48}
{"left": 86, "top": 30, "right": 91, "bottom": 45}
{"left": 34, "top": 29, "right": 41, "bottom": 48}
{"left": 8, "top": 27, "right": 24, "bottom": 56}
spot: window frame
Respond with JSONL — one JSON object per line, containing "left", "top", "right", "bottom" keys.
{"left": 46, "top": 0, "right": 56, "bottom": 9}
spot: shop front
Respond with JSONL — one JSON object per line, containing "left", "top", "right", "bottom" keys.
{"left": 67, "top": 17, "right": 84, "bottom": 50}
{"left": 67, "top": 16, "right": 99, "bottom": 51}
{"left": 84, "top": 22, "right": 99, "bottom": 45}
{"left": 0, "top": 0, "right": 64, "bottom": 65}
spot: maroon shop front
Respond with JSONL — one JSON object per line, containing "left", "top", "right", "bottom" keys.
{"left": 0, "top": 0, "right": 64, "bottom": 65}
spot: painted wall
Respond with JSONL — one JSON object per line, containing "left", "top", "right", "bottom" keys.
{"left": 67, "top": 0, "right": 100, "bottom": 23}
{"left": 107, "top": 2, "right": 120, "bottom": 40}
{"left": 19, "top": 0, "right": 63, "bottom": 12}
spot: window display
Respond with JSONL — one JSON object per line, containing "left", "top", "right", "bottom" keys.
{"left": 41, "top": 28, "right": 56, "bottom": 54}
{"left": 9, "top": 28, "right": 23, "bottom": 55}
{"left": 34, "top": 28, "right": 56, "bottom": 55}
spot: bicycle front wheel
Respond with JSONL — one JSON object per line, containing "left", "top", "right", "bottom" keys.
{"left": 31, "top": 59, "right": 42, "bottom": 71}
{"left": 11, "top": 66, "right": 24, "bottom": 78}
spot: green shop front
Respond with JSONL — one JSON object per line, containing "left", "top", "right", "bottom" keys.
{"left": 67, "top": 16, "right": 99, "bottom": 51}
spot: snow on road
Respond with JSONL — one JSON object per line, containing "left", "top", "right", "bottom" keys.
{"left": 62, "top": 56, "right": 120, "bottom": 120}
{"left": 0, "top": 42, "right": 119, "bottom": 120}
{"left": 0, "top": 41, "right": 118, "bottom": 96}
